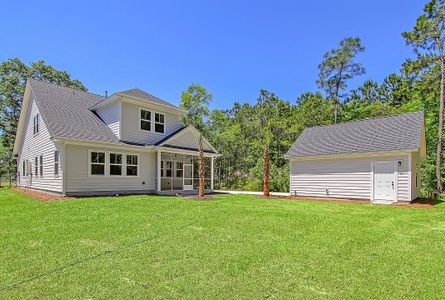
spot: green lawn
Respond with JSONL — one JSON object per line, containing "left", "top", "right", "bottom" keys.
{"left": 1, "top": 189, "right": 445, "bottom": 299}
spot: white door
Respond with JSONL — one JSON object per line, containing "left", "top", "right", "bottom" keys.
{"left": 373, "top": 162, "right": 395, "bottom": 202}
{"left": 183, "top": 164, "right": 193, "bottom": 191}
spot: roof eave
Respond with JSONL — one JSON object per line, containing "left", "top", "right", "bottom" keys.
{"left": 116, "top": 92, "right": 185, "bottom": 114}
{"left": 285, "top": 148, "right": 419, "bottom": 161}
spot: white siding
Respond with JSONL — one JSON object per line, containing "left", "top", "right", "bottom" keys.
{"left": 411, "top": 151, "right": 421, "bottom": 200}
{"left": 64, "top": 144, "right": 156, "bottom": 194}
{"left": 120, "top": 101, "right": 182, "bottom": 144}
{"left": 96, "top": 102, "right": 120, "bottom": 138}
{"left": 165, "top": 130, "right": 214, "bottom": 151}
{"left": 17, "top": 96, "right": 62, "bottom": 193}
{"left": 290, "top": 154, "right": 410, "bottom": 201}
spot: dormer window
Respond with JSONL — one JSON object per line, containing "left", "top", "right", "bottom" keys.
{"left": 154, "top": 112, "right": 165, "bottom": 133}
{"left": 140, "top": 109, "right": 151, "bottom": 131}
{"left": 33, "top": 114, "right": 39, "bottom": 135}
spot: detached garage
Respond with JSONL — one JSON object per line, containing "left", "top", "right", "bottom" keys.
{"left": 285, "top": 111, "right": 426, "bottom": 204}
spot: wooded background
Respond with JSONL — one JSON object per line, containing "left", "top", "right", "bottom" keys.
{"left": 1, "top": 1, "right": 444, "bottom": 197}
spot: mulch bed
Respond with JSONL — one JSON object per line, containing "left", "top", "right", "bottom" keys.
{"left": 14, "top": 188, "right": 69, "bottom": 202}
{"left": 257, "top": 195, "right": 435, "bottom": 208}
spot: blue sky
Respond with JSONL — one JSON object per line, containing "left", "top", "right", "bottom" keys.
{"left": 0, "top": 1, "right": 425, "bottom": 109}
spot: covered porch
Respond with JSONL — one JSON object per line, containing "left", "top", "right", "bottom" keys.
{"left": 155, "top": 149, "right": 217, "bottom": 194}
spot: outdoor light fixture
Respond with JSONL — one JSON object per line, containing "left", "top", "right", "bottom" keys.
{"left": 398, "top": 161, "right": 402, "bottom": 167}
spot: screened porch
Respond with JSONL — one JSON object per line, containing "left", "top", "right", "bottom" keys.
{"left": 157, "top": 152, "right": 213, "bottom": 192}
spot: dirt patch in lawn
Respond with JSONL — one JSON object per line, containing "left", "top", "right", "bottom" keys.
{"left": 257, "top": 195, "right": 435, "bottom": 208}
{"left": 186, "top": 195, "right": 215, "bottom": 201}
{"left": 14, "top": 188, "right": 69, "bottom": 202}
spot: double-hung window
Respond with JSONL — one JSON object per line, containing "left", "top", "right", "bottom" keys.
{"left": 33, "top": 114, "right": 39, "bottom": 135}
{"left": 90, "top": 151, "right": 105, "bottom": 175}
{"left": 34, "top": 157, "right": 38, "bottom": 176}
{"left": 154, "top": 112, "right": 165, "bottom": 133}
{"left": 126, "top": 155, "right": 138, "bottom": 176}
{"left": 39, "top": 155, "right": 43, "bottom": 176}
{"left": 140, "top": 109, "right": 151, "bottom": 131}
{"left": 22, "top": 161, "right": 26, "bottom": 177}
{"left": 110, "top": 153, "right": 123, "bottom": 176}
{"left": 54, "top": 151, "right": 59, "bottom": 176}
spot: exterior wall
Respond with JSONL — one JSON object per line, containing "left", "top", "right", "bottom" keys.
{"left": 96, "top": 102, "right": 120, "bottom": 138}
{"left": 411, "top": 152, "right": 421, "bottom": 200}
{"left": 290, "top": 154, "right": 411, "bottom": 201}
{"left": 64, "top": 144, "right": 156, "bottom": 195}
{"left": 17, "top": 96, "right": 62, "bottom": 193}
{"left": 165, "top": 130, "right": 214, "bottom": 152}
{"left": 120, "top": 101, "right": 182, "bottom": 145}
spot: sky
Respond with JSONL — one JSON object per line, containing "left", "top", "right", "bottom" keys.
{"left": 0, "top": 0, "right": 426, "bottom": 110}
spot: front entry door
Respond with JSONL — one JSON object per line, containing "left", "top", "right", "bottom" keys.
{"left": 183, "top": 164, "right": 193, "bottom": 190}
{"left": 373, "top": 162, "right": 396, "bottom": 202}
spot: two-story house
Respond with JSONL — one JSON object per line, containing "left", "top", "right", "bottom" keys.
{"left": 13, "top": 79, "right": 220, "bottom": 196}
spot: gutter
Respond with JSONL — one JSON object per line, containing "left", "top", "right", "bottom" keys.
{"left": 284, "top": 148, "right": 419, "bottom": 161}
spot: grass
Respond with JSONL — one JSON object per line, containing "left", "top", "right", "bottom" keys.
{"left": 0, "top": 181, "right": 15, "bottom": 188}
{"left": 1, "top": 189, "right": 445, "bottom": 299}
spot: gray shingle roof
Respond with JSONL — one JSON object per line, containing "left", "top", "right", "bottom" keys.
{"left": 286, "top": 111, "right": 424, "bottom": 158}
{"left": 117, "top": 88, "right": 180, "bottom": 110}
{"left": 29, "top": 79, "right": 121, "bottom": 144}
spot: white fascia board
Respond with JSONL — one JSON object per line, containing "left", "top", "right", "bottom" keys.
{"left": 285, "top": 149, "right": 419, "bottom": 161}
{"left": 53, "top": 137, "right": 155, "bottom": 152}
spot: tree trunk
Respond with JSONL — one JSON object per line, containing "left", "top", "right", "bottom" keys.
{"left": 199, "top": 136, "right": 205, "bottom": 198}
{"left": 263, "top": 143, "right": 270, "bottom": 197}
{"left": 437, "top": 55, "right": 445, "bottom": 195}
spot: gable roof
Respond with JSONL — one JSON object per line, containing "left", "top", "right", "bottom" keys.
{"left": 117, "top": 88, "right": 181, "bottom": 110}
{"left": 27, "top": 78, "right": 121, "bottom": 144}
{"left": 155, "top": 125, "right": 219, "bottom": 154}
{"left": 285, "top": 111, "right": 425, "bottom": 158}
{"left": 90, "top": 87, "right": 184, "bottom": 113}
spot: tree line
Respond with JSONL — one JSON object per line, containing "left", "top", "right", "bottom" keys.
{"left": 1, "top": 0, "right": 444, "bottom": 197}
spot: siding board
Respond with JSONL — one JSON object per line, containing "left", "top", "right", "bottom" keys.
{"left": 17, "top": 96, "right": 62, "bottom": 193}
{"left": 290, "top": 154, "right": 411, "bottom": 201}
{"left": 65, "top": 144, "right": 156, "bottom": 193}
{"left": 120, "top": 101, "right": 182, "bottom": 144}
{"left": 96, "top": 102, "right": 120, "bottom": 138}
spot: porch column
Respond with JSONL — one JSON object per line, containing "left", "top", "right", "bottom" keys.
{"left": 210, "top": 156, "right": 214, "bottom": 190}
{"left": 156, "top": 150, "right": 161, "bottom": 192}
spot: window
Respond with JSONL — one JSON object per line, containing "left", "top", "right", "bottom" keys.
{"left": 154, "top": 112, "right": 165, "bottom": 133}
{"left": 33, "top": 114, "right": 40, "bottom": 135}
{"left": 90, "top": 151, "right": 105, "bottom": 175}
{"left": 415, "top": 164, "right": 418, "bottom": 188}
{"left": 176, "top": 162, "right": 183, "bottom": 178}
{"left": 140, "top": 109, "right": 151, "bottom": 131}
{"left": 126, "top": 155, "right": 138, "bottom": 176}
{"left": 39, "top": 155, "right": 43, "bottom": 176}
{"left": 34, "top": 157, "right": 38, "bottom": 176}
{"left": 54, "top": 151, "right": 59, "bottom": 176}
{"left": 22, "top": 160, "right": 26, "bottom": 176}
{"left": 109, "top": 153, "right": 123, "bottom": 176}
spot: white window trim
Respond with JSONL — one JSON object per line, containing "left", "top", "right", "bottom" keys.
{"left": 54, "top": 151, "right": 60, "bottom": 178}
{"left": 126, "top": 154, "right": 140, "bottom": 177}
{"left": 154, "top": 111, "right": 165, "bottom": 134}
{"left": 34, "top": 156, "right": 38, "bottom": 177}
{"left": 88, "top": 150, "right": 107, "bottom": 177}
{"left": 138, "top": 107, "right": 166, "bottom": 135}
{"left": 88, "top": 149, "right": 140, "bottom": 177}
{"left": 33, "top": 114, "right": 40, "bottom": 136}
{"left": 39, "top": 154, "right": 43, "bottom": 177}
{"left": 138, "top": 107, "right": 152, "bottom": 132}
{"left": 109, "top": 152, "right": 124, "bottom": 176}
